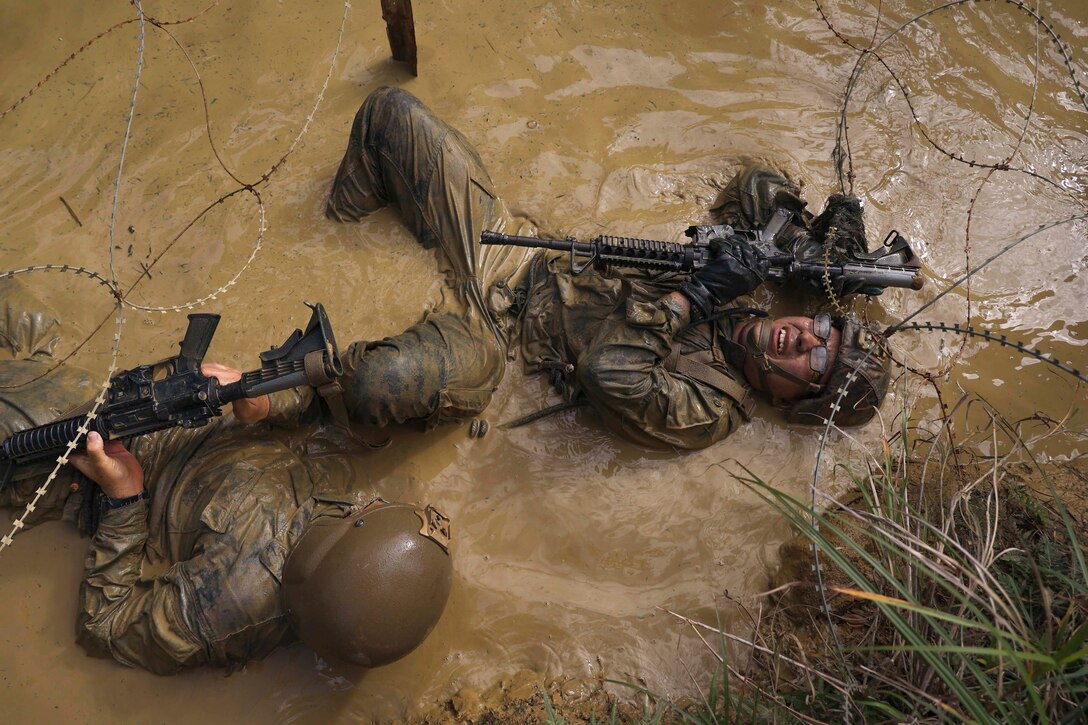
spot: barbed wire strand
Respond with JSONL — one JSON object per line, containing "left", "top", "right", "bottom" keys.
{"left": 0, "top": 0, "right": 152, "bottom": 554}
{"left": 0, "top": 0, "right": 351, "bottom": 551}
{"left": 122, "top": 0, "right": 350, "bottom": 313}
{"left": 0, "top": 1, "right": 221, "bottom": 123}
{"left": 0, "top": 0, "right": 350, "bottom": 390}
{"left": 808, "top": 0, "right": 1087, "bottom": 707}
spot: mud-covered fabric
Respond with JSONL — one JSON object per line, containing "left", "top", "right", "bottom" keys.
{"left": 0, "top": 278, "right": 99, "bottom": 526}
{"left": 327, "top": 87, "right": 536, "bottom": 428}
{"left": 74, "top": 400, "right": 359, "bottom": 675}
{"left": 327, "top": 89, "right": 773, "bottom": 448}
{"left": 518, "top": 164, "right": 831, "bottom": 449}
{"left": 338, "top": 312, "right": 503, "bottom": 427}
{"left": 71, "top": 402, "right": 330, "bottom": 674}
{"left": 72, "top": 389, "right": 372, "bottom": 675}
{"left": 520, "top": 255, "right": 751, "bottom": 449}
{"left": 0, "top": 282, "right": 369, "bottom": 674}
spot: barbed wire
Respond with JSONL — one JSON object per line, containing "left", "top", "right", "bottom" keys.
{"left": 890, "top": 321, "right": 1088, "bottom": 384}
{"left": 806, "top": 1, "right": 1087, "bottom": 708}
{"left": 0, "top": 1, "right": 222, "bottom": 123}
{"left": 0, "top": 0, "right": 352, "bottom": 551}
{"left": 0, "top": 0, "right": 149, "bottom": 554}
{"left": 107, "top": 1, "right": 146, "bottom": 288}
{"left": 0, "top": 299, "right": 125, "bottom": 554}
{"left": 120, "top": 0, "right": 350, "bottom": 313}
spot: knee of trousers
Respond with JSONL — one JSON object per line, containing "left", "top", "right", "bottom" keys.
{"left": 341, "top": 317, "right": 504, "bottom": 428}
{"left": 343, "top": 347, "right": 497, "bottom": 428}
{"left": 327, "top": 87, "right": 451, "bottom": 224}
{"left": 342, "top": 339, "right": 446, "bottom": 428}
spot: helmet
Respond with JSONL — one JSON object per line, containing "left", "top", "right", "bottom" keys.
{"left": 282, "top": 501, "right": 453, "bottom": 667}
{"left": 785, "top": 318, "right": 891, "bottom": 427}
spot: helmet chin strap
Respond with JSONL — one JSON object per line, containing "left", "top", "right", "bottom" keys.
{"left": 743, "top": 322, "right": 823, "bottom": 395}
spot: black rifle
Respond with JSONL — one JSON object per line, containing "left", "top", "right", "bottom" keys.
{"left": 0, "top": 302, "right": 343, "bottom": 490}
{"left": 480, "top": 209, "right": 924, "bottom": 295}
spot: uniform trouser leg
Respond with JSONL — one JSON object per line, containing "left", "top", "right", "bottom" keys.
{"left": 327, "top": 87, "right": 530, "bottom": 427}
{"left": 339, "top": 312, "right": 504, "bottom": 428}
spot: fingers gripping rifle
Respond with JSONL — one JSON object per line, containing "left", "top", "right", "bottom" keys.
{"left": 0, "top": 302, "right": 342, "bottom": 488}
{"left": 480, "top": 209, "right": 925, "bottom": 295}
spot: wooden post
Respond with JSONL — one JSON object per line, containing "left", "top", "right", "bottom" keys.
{"left": 381, "top": 0, "right": 418, "bottom": 76}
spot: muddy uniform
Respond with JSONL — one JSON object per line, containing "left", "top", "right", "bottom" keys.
{"left": 329, "top": 88, "right": 821, "bottom": 449}
{"left": 0, "top": 282, "right": 367, "bottom": 674}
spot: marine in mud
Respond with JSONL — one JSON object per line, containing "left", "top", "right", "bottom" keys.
{"left": 0, "top": 278, "right": 452, "bottom": 674}
{"left": 328, "top": 87, "right": 893, "bottom": 449}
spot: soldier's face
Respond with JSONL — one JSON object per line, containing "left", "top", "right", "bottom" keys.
{"left": 734, "top": 316, "right": 842, "bottom": 401}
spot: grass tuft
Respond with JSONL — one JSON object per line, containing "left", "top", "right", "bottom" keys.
{"left": 652, "top": 398, "right": 1087, "bottom": 723}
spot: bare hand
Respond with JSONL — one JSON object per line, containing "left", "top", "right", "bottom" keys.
{"left": 201, "top": 362, "right": 271, "bottom": 424}
{"left": 69, "top": 431, "right": 145, "bottom": 499}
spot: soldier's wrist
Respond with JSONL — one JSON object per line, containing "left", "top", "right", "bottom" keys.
{"left": 96, "top": 495, "right": 149, "bottom": 530}
{"left": 100, "top": 490, "right": 148, "bottom": 517}
{"left": 677, "top": 279, "right": 712, "bottom": 322}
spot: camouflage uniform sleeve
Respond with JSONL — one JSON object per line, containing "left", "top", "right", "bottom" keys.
{"left": 575, "top": 294, "right": 741, "bottom": 450}
{"left": 76, "top": 499, "right": 209, "bottom": 674}
{"left": 133, "top": 385, "right": 314, "bottom": 456}
{"left": 263, "top": 385, "right": 315, "bottom": 428}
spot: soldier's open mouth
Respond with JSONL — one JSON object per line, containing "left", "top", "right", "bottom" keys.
{"left": 776, "top": 327, "right": 786, "bottom": 355}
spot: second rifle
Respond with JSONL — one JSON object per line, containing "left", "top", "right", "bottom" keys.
{"left": 480, "top": 209, "right": 924, "bottom": 296}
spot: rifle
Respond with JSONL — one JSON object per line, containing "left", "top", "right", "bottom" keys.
{"left": 480, "top": 209, "right": 924, "bottom": 296}
{"left": 0, "top": 302, "right": 343, "bottom": 490}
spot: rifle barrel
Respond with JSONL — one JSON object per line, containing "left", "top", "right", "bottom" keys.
{"left": 480, "top": 230, "right": 594, "bottom": 255}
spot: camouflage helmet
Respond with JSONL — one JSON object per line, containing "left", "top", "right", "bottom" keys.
{"left": 784, "top": 318, "right": 891, "bottom": 427}
{"left": 282, "top": 501, "right": 453, "bottom": 668}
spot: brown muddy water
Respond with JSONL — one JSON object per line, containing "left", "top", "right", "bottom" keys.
{"left": 1, "top": 0, "right": 1085, "bottom": 722}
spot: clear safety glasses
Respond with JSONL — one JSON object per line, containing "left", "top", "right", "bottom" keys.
{"left": 809, "top": 313, "right": 833, "bottom": 376}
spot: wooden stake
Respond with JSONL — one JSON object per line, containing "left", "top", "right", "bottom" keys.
{"left": 381, "top": 0, "right": 418, "bottom": 76}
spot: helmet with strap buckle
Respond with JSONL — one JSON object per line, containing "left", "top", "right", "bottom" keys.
{"left": 283, "top": 501, "right": 453, "bottom": 667}
{"left": 784, "top": 318, "right": 891, "bottom": 426}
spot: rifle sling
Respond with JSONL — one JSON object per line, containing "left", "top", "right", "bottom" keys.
{"left": 665, "top": 344, "right": 754, "bottom": 420}
{"left": 301, "top": 349, "right": 349, "bottom": 427}
{"left": 317, "top": 380, "right": 350, "bottom": 426}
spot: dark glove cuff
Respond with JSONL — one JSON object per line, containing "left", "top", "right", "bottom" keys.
{"left": 678, "top": 279, "right": 713, "bottom": 322}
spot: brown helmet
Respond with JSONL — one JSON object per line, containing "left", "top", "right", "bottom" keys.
{"left": 785, "top": 318, "right": 891, "bottom": 427}
{"left": 282, "top": 501, "right": 453, "bottom": 668}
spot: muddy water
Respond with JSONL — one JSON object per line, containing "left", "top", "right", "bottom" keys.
{"left": 1, "top": 0, "right": 1085, "bottom": 721}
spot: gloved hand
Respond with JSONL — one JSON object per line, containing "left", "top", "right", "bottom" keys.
{"left": 679, "top": 236, "right": 767, "bottom": 320}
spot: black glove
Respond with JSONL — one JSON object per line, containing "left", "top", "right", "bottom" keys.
{"left": 679, "top": 236, "right": 767, "bottom": 320}
{"left": 809, "top": 193, "right": 868, "bottom": 259}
